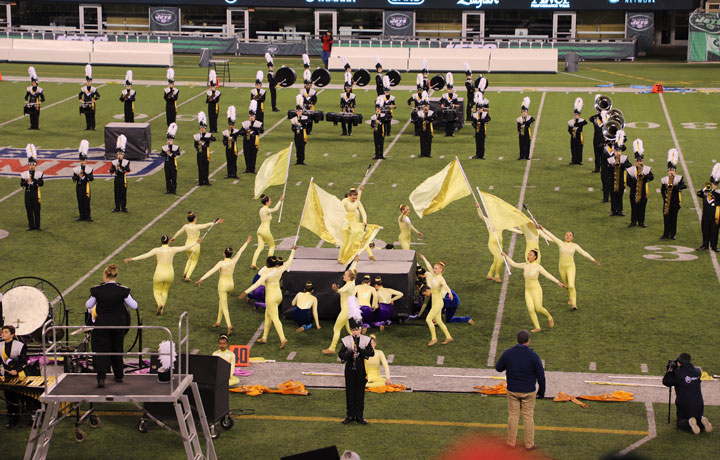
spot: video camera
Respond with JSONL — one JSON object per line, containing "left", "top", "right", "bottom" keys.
{"left": 666, "top": 359, "right": 680, "bottom": 373}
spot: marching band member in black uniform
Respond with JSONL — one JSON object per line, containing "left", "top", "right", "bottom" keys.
{"left": 86, "top": 263, "right": 138, "bottom": 388}
{"left": 342, "top": 57, "right": 353, "bottom": 90}
{"left": 20, "top": 144, "right": 43, "bottom": 230}
{"left": 340, "top": 78, "right": 356, "bottom": 136}
{"left": 416, "top": 98, "right": 435, "bottom": 158}
{"left": 164, "top": 68, "right": 179, "bottom": 126}
{"left": 300, "top": 62, "right": 318, "bottom": 135}
{"left": 2, "top": 325, "right": 29, "bottom": 428}
{"left": 589, "top": 95, "right": 605, "bottom": 174}
{"left": 517, "top": 97, "right": 534, "bottom": 160}
{"left": 292, "top": 95, "right": 309, "bottom": 165}
{"left": 661, "top": 149, "right": 686, "bottom": 240}
{"left": 381, "top": 76, "right": 395, "bottom": 137}
{"left": 420, "top": 60, "right": 430, "bottom": 93}
{"left": 206, "top": 70, "right": 221, "bottom": 133}
{"left": 73, "top": 140, "right": 94, "bottom": 222}
{"left": 375, "top": 57, "right": 384, "bottom": 97}
{"left": 222, "top": 106, "right": 240, "bottom": 179}
{"left": 471, "top": 93, "right": 490, "bottom": 160}
{"left": 464, "top": 62, "right": 474, "bottom": 122}
{"left": 265, "top": 53, "right": 279, "bottom": 112}
{"left": 119, "top": 70, "right": 135, "bottom": 123}
{"left": 370, "top": 103, "right": 386, "bottom": 160}
{"left": 568, "top": 97, "right": 587, "bottom": 165}
{"left": 408, "top": 81, "right": 427, "bottom": 137}
{"left": 338, "top": 297, "right": 374, "bottom": 425}
{"left": 607, "top": 130, "right": 631, "bottom": 217}
{"left": 240, "top": 100, "right": 264, "bottom": 174}
{"left": 110, "top": 135, "right": 130, "bottom": 213}
{"left": 697, "top": 164, "right": 720, "bottom": 251}
{"left": 194, "top": 112, "right": 215, "bottom": 186}
{"left": 626, "top": 139, "right": 654, "bottom": 228}
{"left": 78, "top": 64, "right": 100, "bottom": 131}
{"left": 251, "top": 70, "right": 266, "bottom": 124}
{"left": 600, "top": 133, "right": 613, "bottom": 203}
{"left": 440, "top": 73, "right": 458, "bottom": 137}
{"left": 162, "top": 123, "right": 180, "bottom": 194}
{"left": 24, "top": 67, "right": 44, "bottom": 130}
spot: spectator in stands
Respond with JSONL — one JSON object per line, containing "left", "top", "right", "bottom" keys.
{"left": 321, "top": 31, "right": 333, "bottom": 69}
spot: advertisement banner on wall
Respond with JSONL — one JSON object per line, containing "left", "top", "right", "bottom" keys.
{"left": 688, "top": 12, "right": 720, "bottom": 62}
{"left": 626, "top": 12, "right": 653, "bottom": 56}
{"left": 149, "top": 6, "right": 180, "bottom": 32}
{"left": 384, "top": 10, "right": 414, "bottom": 36}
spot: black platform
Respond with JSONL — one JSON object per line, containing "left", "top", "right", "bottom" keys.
{"left": 281, "top": 247, "right": 416, "bottom": 319}
{"left": 429, "top": 97, "right": 465, "bottom": 131}
{"left": 104, "top": 122, "right": 151, "bottom": 160}
{"left": 42, "top": 373, "right": 191, "bottom": 403}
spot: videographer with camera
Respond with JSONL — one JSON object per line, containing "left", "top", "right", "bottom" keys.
{"left": 663, "top": 353, "right": 712, "bottom": 434}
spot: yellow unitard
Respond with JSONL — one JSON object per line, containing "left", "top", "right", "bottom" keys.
{"left": 339, "top": 191, "right": 373, "bottom": 262}
{"left": 543, "top": 230, "right": 596, "bottom": 307}
{"left": 421, "top": 256, "right": 452, "bottom": 342}
{"left": 291, "top": 292, "right": 320, "bottom": 328}
{"left": 327, "top": 260, "right": 357, "bottom": 351}
{"left": 244, "top": 249, "right": 295, "bottom": 343}
{"left": 130, "top": 242, "right": 197, "bottom": 307}
{"left": 212, "top": 349, "right": 240, "bottom": 386}
{"left": 365, "top": 349, "right": 391, "bottom": 388}
{"left": 198, "top": 241, "right": 250, "bottom": 328}
{"left": 353, "top": 283, "right": 376, "bottom": 309}
{"left": 398, "top": 214, "right": 421, "bottom": 250}
{"left": 173, "top": 221, "right": 214, "bottom": 279}
{"left": 504, "top": 256, "right": 560, "bottom": 330}
{"left": 251, "top": 201, "right": 282, "bottom": 267}
{"left": 520, "top": 222, "right": 541, "bottom": 263}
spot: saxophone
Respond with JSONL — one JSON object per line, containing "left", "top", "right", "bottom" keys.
{"left": 475, "top": 114, "right": 481, "bottom": 133}
{"left": 636, "top": 167, "right": 644, "bottom": 203}
{"left": 613, "top": 154, "right": 621, "bottom": 192}
{"left": 664, "top": 179, "right": 673, "bottom": 215}
{"left": 520, "top": 116, "right": 526, "bottom": 136}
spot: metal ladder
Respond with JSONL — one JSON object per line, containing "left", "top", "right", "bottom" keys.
{"left": 209, "top": 60, "right": 230, "bottom": 86}
{"left": 24, "top": 402, "right": 61, "bottom": 460}
{"left": 174, "top": 382, "right": 217, "bottom": 460}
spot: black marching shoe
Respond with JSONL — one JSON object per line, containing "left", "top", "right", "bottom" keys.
{"left": 114, "top": 376, "right": 124, "bottom": 383}
{"left": 670, "top": 235, "right": 676, "bottom": 240}
{"left": 341, "top": 417, "right": 354, "bottom": 425}
{"left": 639, "top": 223, "right": 647, "bottom": 228}
{"left": 617, "top": 212, "right": 625, "bottom": 217}
{"left": 355, "top": 417, "right": 368, "bottom": 425}
{"left": 97, "top": 379, "right": 105, "bottom": 388}
{"left": 112, "top": 208, "right": 120, "bottom": 212}
{"left": 122, "top": 208, "right": 128, "bottom": 213}
{"left": 628, "top": 222, "right": 636, "bottom": 227}
{"left": 660, "top": 235, "right": 669, "bottom": 239}
{"left": 696, "top": 246, "right": 708, "bottom": 251}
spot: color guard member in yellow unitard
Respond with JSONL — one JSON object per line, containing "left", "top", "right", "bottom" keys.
{"left": 171, "top": 211, "right": 224, "bottom": 282}
{"left": 290, "top": 282, "right": 321, "bottom": 332}
{"left": 338, "top": 186, "right": 376, "bottom": 263}
{"left": 537, "top": 225, "right": 599, "bottom": 310}
{"left": 250, "top": 194, "right": 284, "bottom": 270}
{"left": 501, "top": 249, "right": 565, "bottom": 333}
{"left": 354, "top": 275, "right": 377, "bottom": 333}
{"left": 124, "top": 234, "right": 203, "bottom": 315}
{"left": 196, "top": 236, "right": 252, "bottom": 336}
{"left": 239, "top": 246, "right": 296, "bottom": 349}
{"left": 419, "top": 254, "right": 453, "bottom": 346}
{"left": 365, "top": 334, "right": 392, "bottom": 388}
{"left": 397, "top": 204, "right": 423, "bottom": 250}
{"left": 477, "top": 205, "right": 522, "bottom": 283}
{"left": 323, "top": 256, "right": 359, "bottom": 354}
{"left": 212, "top": 334, "right": 240, "bottom": 387}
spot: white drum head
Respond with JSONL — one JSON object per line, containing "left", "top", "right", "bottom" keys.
{"left": 2, "top": 285, "right": 50, "bottom": 336}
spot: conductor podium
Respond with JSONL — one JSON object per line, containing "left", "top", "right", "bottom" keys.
{"left": 104, "top": 122, "right": 151, "bottom": 160}
{"left": 281, "top": 247, "right": 417, "bottom": 320}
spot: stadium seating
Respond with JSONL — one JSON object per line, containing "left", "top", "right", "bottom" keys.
{"left": 408, "top": 47, "right": 490, "bottom": 72}
{"left": 329, "top": 47, "right": 409, "bottom": 72}
{"left": 489, "top": 48, "right": 558, "bottom": 73}
{"left": 91, "top": 41, "right": 173, "bottom": 66}
{"left": 9, "top": 38, "right": 92, "bottom": 64}
{"left": 0, "top": 38, "right": 11, "bottom": 61}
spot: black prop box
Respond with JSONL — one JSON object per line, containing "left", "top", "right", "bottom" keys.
{"left": 104, "top": 122, "right": 152, "bottom": 160}
{"left": 428, "top": 97, "right": 465, "bottom": 132}
{"left": 281, "top": 247, "right": 416, "bottom": 320}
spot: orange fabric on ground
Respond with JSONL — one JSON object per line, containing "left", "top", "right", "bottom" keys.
{"left": 229, "top": 380, "right": 308, "bottom": 396}
{"left": 473, "top": 382, "right": 507, "bottom": 395}
{"left": 366, "top": 384, "right": 407, "bottom": 394}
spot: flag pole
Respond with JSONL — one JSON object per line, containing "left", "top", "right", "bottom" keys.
{"left": 359, "top": 163, "right": 372, "bottom": 187}
{"left": 294, "top": 176, "right": 313, "bottom": 246}
{"left": 277, "top": 141, "right": 294, "bottom": 223}
{"left": 477, "top": 186, "right": 511, "bottom": 275}
{"left": 522, "top": 203, "right": 549, "bottom": 246}
{"left": 455, "top": 156, "right": 480, "bottom": 207}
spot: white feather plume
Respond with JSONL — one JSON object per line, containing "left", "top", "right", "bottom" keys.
{"left": 422, "top": 59, "right": 428, "bottom": 72}
{"left": 347, "top": 296, "right": 362, "bottom": 323}
{"left": 446, "top": 72, "right": 453, "bottom": 86}
{"left": 167, "top": 122, "right": 178, "bottom": 138}
{"left": 26, "top": 144, "right": 37, "bottom": 161}
{"left": 264, "top": 52, "right": 273, "bottom": 64}
{"left": 227, "top": 105, "right": 236, "bottom": 121}
{"left": 712, "top": 163, "right": 720, "bottom": 181}
{"left": 28, "top": 66, "right": 38, "bottom": 81}
{"left": 85, "top": 64, "right": 92, "bottom": 79}
{"left": 256, "top": 70, "right": 263, "bottom": 82}
{"left": 302, "top": 53, "right": 310, "bottom": 66}
{"left": 416, "top": 73, "right": 423, "bottom": 86}
{"left": 633, "top": 139, "right": 644, "bottom": 154}
{"left": 125, "top": 70, "right": 132, "bottom": 84}
{"left": 474, "top": 92, "right": 483, "bottom": 105}
{"left": 341, "top": 56, "right": 348, "bottom": 67}
{"left": 375, "top": 56, "right": 381, "bottom": 66}
{"left": 303, "top": 68, "right": 311, "bottom": 82}
{"left": 574, "top": 97, "right": 583, "bottom": 113}
{"left": 295, "top": 94, "right": 303, "bottom": 107}
{"left": 344, "top": 72, "right": 352, "bottom": 85}
{"left": 421, "top": 91, "right": 429, "bottom": 101}
{"left": 198, "top": 111, "right": 207, "bottom": 125}
{"left": 249, "top": 99, "right": 258, "bottom": 113}
{"left": 464, "top": 62, "right": 470, "bottom": 73}
{"left": 667, "top": 148, "right": 678, "bottom": 166}
{"left": 522, "top": 97, "right": 530, "bottom": 110}
{"left": 478, "top": 76, "right": 488, "bottom": 92}
{"left": 615, "top": 129, "right": 625, "bottom": 147}
{"left": 383, "top": 75, "right": 390, "bottom": 89}
{"left": 600, "top": 110, "right": 609, "bottom": 124}
{"left": 166, "top": 67, "right": 174, "bottom": 81}
{"left": 158, "top": 340, "right": 176, "bottom": 370}
{"left": 376, "top": 95, "right": 385, "bottom": 107}
{"left": 482, "top": 98, "right": 489, "bottom": 107}
{"left": 116, "top": 134, "right": 127, "bottom": 152}
{"left": 208, "top": 69, "right": 217, "bottom": 84}
{"left": 78, "top": 139, "right": 89, "bottom": 156}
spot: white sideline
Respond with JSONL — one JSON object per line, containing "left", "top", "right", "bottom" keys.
{"left": 619, "top": 402, "right": 657, "bottom": 455}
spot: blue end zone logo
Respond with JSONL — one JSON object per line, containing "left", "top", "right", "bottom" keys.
{"left": 0, "top": 147, "right": 164, "bottom": 179}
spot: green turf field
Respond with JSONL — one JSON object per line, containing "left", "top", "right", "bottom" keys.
{"left": 1, "top": 59, "right": 719, "bottom": 459}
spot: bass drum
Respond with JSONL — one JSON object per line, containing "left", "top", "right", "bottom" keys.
{"left": 386, "top": 69, "right": 402, "bottom": 87}
{"left": 430, "top": 74, "right": 446, "bottom": 91}
{"left": 311, "top": 68, "right": 331, "bottom": 87}
{"left": 352, "top": 69, "right": 371, "bottom": 87}
{"left": 0, "top": 277, "right": 68, "bottom": 345}
{"left": 275, "top": 66, "right": 297, "bottom": 87}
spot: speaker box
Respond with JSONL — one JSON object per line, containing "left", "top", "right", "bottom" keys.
{"left": 281, "top": 446, "right": 340, "bottom": 460}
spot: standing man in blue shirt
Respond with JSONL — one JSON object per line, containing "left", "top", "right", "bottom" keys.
{"left": 495, "top": 329, "right": 545, "bottom": 450}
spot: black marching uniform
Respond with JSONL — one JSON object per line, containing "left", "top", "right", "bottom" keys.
{"left": 408, "top": 91, "right": 426, "bottom": 136}
{"left": 338, "top": 334, "right": 374, "bottom": 423}
{"left": 568, "top": 117, "right": 588, "bottom": 165}
{"left": 78, "top": 85, "right": 100, "bottom": 130}
{"left": 110, "top": 157, "right": 130, "bottom": 212}
{"left": 465, "top": 78, "right": 475, "bottom": 121}
{"left": 370, "top": 110, "right": 387, "bottom": 160}
{"left": 340, "top": 91, "right": 356, "bottom": 136}
{"left": 164, "top": 86, "right": 179, "bottom": 126}
{"left": 21, "top": 169, "right": 43, "bottom": 230}
{"left": 73, "top": 164, "right": 94, "bottom": 221}
{"left": 206, "top": 88, "right": 221, "bottom": 133}
{"left": 440, "top": 92, "right": 459, "bottom": 137}
{"left": 2, "top": 339, "right": 28, "bottom": 427}
{"left": 517, "top": 115, "right": 534, "bottom": 160}
{"left": 194, "top": 132, "right": 215, "bottom": 186}
{"left": 381, "top": 93, "right": 395, "bottom": 137}
{"left": 250, "top": 88, "right": 266, "bottom": 124}
{"left": 607, "top": 152, "right": 631, "bottom": 216}
{"left": 25, "top": 85, "right": 45, "bottom": 130}
{"left": 415, "top": 107, "right": 435, "bottom": 158}
{"left": 222, "top": 125, "right": 240, "bottom": 179}
{"left": 88, "top": 281, "right": 136, "bottom": 385}
{"left": 472, "top": 110, "right": 490, "bottom": 159}
{"left": 625, "top": 163, "right": 653, "bottom": 227}
{"left": 267, "top": 69, "right": 278, "bottom": 112}
{"left": 600, "top": 143, "right": 613, "bottom": 202}
{"left": 292, "top": 113, "right": 309, "bottom": 165}
{"left": 697, "top": 187, "right": 720, "bottom": 251}
{"left": 240, "top": 118, "right": 264, "bottom": 174}
{"left": 119, "top": 88, "right": 136, "bottom": 123}
{"left": 375, "top": 71, "right": 384, "bottom": 97}
{"left": 660, "top": 173, "right": 686, "bottom": 239}
{"left": 589, "top": 113, "right": 604, "bottom": 173}
{"left": 300, "top": 88, "right": 318, "bottom": 135}
{"left": 161, "top": 142, "right": 180, "bottom": 194}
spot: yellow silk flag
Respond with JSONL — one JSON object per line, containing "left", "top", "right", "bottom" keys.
{"left": 478, "top": 191, "right": 532, "bottom": 232}
{"left": 254, "top": 146, "right": 291, "bottom": 199}
{"left": 299, "top": 182, "right": 345, "bottom": 246}
{"left": 338, "top": 223, "right": 383, "bottom": 265}
{"left": 409, "top": 158, "right": 471, "bottom": 218}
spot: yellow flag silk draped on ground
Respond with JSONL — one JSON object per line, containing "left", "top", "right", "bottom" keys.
{"left": 254, "top": 146, "right": 291, "bottom": 199}
{"left": 409, "top": 158, "right": 471, "bottom": 218}
{"left": 299, "top": 182, "right": 346, "bottom": 246}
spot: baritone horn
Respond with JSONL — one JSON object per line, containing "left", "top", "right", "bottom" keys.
{"left": 595, "top": 95, "right": 612, "bottom": 112}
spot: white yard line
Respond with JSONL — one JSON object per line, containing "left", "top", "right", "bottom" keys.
{"left": 0, "top": 84, "right": 107, "bottom": 127}
{"left": 565, "top": 72, "right": 614, "bottom": 85}
{"left": 486, "top": 91, "right": 547, "bottom": 368}
{"left": 659, "top": 93, "right": 720, "bottom": 284}
{"left": 0, "top": 188, "right": 22, "bottom": 203}
{"left": 618, "top": 402, "right": 657, "bottom": 455}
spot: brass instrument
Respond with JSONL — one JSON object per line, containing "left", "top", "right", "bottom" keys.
{"left": 636, "top": 167, "right": 644, "bottom": 203}
{"left": 703, "top": 182, "right": 713, "bottom": 193}
{"left": 664, "top": 179, "right": 674, "bottom": 215}
{"left": 595, "top": 95, "right": 612, "bottom": 112}
{"left": 606, "top": 108, "right": 624, "bottom": 125}
{"left": 603, "top": 119, "right": 623, "bottom": 141}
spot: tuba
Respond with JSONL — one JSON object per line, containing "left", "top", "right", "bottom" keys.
{"left": 595, "top": 95, "right": 612, "bottom": 112}
{"left": 603, "top": 119, "right": 623, "bottom": 141}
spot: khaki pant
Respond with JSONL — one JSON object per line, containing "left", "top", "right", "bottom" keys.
{"left": 506, "top": 390, "right": 537, "bottom": 448}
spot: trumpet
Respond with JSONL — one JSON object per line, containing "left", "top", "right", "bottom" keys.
{"left": 595, "top": 95, "right": 612, "bottom": 112}
{"left": 703, "top": 182, "right": 713, "bottom": 193}
{"left": 603, "top": 119, "right": 623, "bottom": 141}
